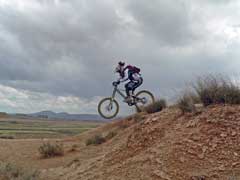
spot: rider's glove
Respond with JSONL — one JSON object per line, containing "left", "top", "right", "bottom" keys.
{"left": 112, "top": 81, "right": 120, "bottom": 86}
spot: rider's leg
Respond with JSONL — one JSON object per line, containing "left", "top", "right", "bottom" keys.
{"left": 124, "top": 82, "right": 134, "bottom": 103}
{"left": 125, "top": 82, "right": 131, "bottom": 97}
{"left": 132, "top": 77, "right": 143, "bottom": 94}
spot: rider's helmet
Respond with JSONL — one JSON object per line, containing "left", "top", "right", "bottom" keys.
{"left": 118, "top": 61, "right": 125, "bottom": 66}
{"left": 115, "top": 61, "right": 125, "bottom": 73}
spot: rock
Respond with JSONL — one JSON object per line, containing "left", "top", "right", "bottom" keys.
{"left": 192, "top": 135, "right": 201, "bottom": 141}
{"left": 191, "top": 175, "right": 206, "bottom": 180}
{"left": 41, "top": 169, "right": 47, "bottom": 173}
{"left": 202, "top": 146, "right": 208, "bottom": 153}
{"left": 218, "top": 165, "right": 225, "bottom": 171}
{"left": 220, "top": 133, "right": 227, "bottom": 138}
{"left": 179, "top": 156, "right": 185, "bottom": 163}
{"left": 186, "top": 120, "right": 199, "bottom": 128}
{"left": 212, "top": 143, "right": 218, "bottom": 149}
{"left": 155, "top": 158, "right": 162, "bottom": 164}
{"left": 187, "top": 149, "right": 197, "bottom": 156}
{"left": 198, "top": 153, "right": 205, "bottom": 159}
{"left": 152, "top": 117, "right": 159, "bottom": 122}
{"left": 232, "top": 162, "right": 239, "bottom": 167}
{"left": 231, "top": 131, "right": 237, "bottom": 136}
{"left": 153, "top": 170, "right": 171, "bottom": 180}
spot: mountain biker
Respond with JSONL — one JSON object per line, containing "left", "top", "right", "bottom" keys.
{"left": 113, "top": 61, "right": 143, "bottom": 103}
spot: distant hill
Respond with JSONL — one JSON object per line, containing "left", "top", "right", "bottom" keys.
{"left": 28, "top": 111, "right": 105, "bottom": 121}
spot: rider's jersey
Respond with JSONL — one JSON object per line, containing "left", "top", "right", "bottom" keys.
{"left": 117, "top": 66, "right": 142, "bottom": 83}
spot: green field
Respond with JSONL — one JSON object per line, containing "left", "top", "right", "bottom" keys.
{"left": 0, "top": 117, "right": 103, "bottom": 139}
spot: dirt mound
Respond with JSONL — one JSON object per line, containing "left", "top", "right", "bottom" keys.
{"left": 43, "top": 105, "right": 240, "bottom": 180}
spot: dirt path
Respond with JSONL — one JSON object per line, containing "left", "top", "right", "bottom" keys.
{"left": 0, "top": 138, "right": 85, "bottom": 170}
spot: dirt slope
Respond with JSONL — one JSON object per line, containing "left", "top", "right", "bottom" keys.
{"left": 42, "top": 105, "right": 240, "bottom": 180}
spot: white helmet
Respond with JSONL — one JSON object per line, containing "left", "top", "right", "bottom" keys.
{"left": 115, "top": 61, "right": 125, "bottom": 73}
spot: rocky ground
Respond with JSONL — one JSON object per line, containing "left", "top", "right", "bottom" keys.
{"left": 38, "top": 105, "right": 240, "bottom": 180}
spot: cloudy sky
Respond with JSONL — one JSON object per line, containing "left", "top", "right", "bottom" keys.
{"left": 0, "top": 0, "right": 240, "bottom": 114}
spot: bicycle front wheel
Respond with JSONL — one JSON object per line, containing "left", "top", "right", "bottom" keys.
{"left": 98, "top": 98, "right": 119, "bottom": 119}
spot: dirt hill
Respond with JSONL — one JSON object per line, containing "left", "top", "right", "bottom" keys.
{"left": 41, "top": 105, "right": 240, "bottom": 180}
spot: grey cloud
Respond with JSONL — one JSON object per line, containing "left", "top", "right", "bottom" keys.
{"left": 0, "top": 0, "right": 123, "bottom": 96}
{"left": 198, "top": 0, "right": 236, "bottom": 4}
{"left": 0, "top": 0, "right": 240, "bottom": 114}
{"left": 126, "top": 0, "right": 196, "bottom": 46}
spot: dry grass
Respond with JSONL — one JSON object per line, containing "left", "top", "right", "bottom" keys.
{"left": 144, "top": 99, "right": 167, "bottom": 114}
{"left": 176, "top": 75, "right": 240, "bottom": 113}
{"left": 38, "top": 142, "right": 64, "bottom": 158}
{"left": 177, "top": 94, "right": 196, "bottom": 114}
{"left": 85, "top": 131, "right": 117, "bottom": 146}
{"left": 0, "top": 135, "right": 15, "bottom": 139}
{"left": 105, "top": 131, "right": 117, "bottom": 140}
{"left": 69, "top": 144, "right": 78, "bottom": 152}
{"left": 0, "top": 162, "right": 39, "bottom": 180}
{"left": 194, "top": 75, "right": 240, "bottom": 106}
{"left": 86, "top": 134, "right": 106, "bottom": 146}
{"left": 132, "top": 113, "right": 145, "bottom": 122}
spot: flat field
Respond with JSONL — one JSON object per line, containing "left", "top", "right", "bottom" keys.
{"left": 0, "top": 116, "right": 103, "bottom": 139}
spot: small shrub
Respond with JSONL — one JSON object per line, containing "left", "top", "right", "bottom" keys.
{"left": 38, "top": 142, "right": 64, "bottom": 158}
{"left": 191, "top": 176, "right": 206, "bottom": 180}
{"left": 86, "top": 134, "right": 106, "bottom": 146}
{"left": 10, "top": 121, "right": 18, "bottom": 124}
{"left": 194, "top": 76, "right": 240, "bottom": 106}
{"left": 119, "top": 121, "right": 129, "bottom": 129}
{"left": 0, "top": 112, "right": 8, "bottom": 117}
{"left": 177, "top": 94, "right": 196, "bottom": 114}
{"left": 228, "top": 175, "right": 237, "bottom": 180}
{"left": 0, "top": 162, "right": 39, "bottom": 180}
{"left": 144, "top": 99, "right": 167, "bottom": 114}
{"left": 0, "top": 135, "right": 15, "bottom": 139}
{"left": 132, "top": 113, "right": 145, "bottom": 122}
{"left": 187, "top": 92, "right": 201, "bottom": 104}
{"left": 69, "top": 144, "right": 78, "bottom": 152}
{"left": 105, "top": 131, "right": 117, "bottom": 140}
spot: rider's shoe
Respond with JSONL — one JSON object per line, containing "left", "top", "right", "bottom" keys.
{"left": 124, "top": 96, "right": 133, "bottom": 104}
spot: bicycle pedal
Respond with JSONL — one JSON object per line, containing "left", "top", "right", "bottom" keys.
{"left": 128, "top": 102, "right": 135, "bottom": 106}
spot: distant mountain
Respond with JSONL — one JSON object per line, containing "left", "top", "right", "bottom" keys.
{"left": 28, "top": 111, "right": 106, "bottom": 121}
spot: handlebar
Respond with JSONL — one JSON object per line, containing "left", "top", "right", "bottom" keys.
{"left": 112, "top": 81, "right": 120, "bottom": 87}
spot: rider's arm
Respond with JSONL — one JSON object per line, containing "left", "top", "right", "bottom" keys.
{"left": 117, "top": 71, "right": 128, "bottom": 83}
{"left": 119, "top": 77, "right": 129, "bottom": 83}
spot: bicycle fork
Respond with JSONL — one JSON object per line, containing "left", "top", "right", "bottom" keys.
{"left": 111, "top": 87, "right": 117, "bottom": 101}
{"left": 105, "top": 87, "right": 117, "bottom": 111}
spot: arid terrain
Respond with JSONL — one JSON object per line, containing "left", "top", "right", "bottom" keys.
{"left": 0, "top": 117, "right": 103, "bottom": 178}
{"left": 1, "top": 105, "right": 240, "bottom": 180}
{"left": 0, "top": 117, "right": 102, "bottom": 139}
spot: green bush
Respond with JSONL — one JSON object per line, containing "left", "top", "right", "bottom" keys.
{"left": 0, "top": 162, "right": 39, "bottom": 180}
{"left": 86, "top": 134, "right": 106, "bottom": 146}
{"left": 38, "top": 142, "right": 64, "bottom": 158}
{"left": 177, "top": 94, "right": 196, "bottom": 114}
{"left": 194, "top": 76, "right": 240, "bottom": 106}
{"left": 144, "top": 99, "right": 167, "bottom": 114}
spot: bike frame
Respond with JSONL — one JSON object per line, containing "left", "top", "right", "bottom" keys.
{"left": 111, "top": 86, "right": 126, "bottom": 100}
{"left": 110, "top": 85, "right": 140, "bottom": 108}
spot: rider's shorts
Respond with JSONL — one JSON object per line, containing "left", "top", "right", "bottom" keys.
{"left": 125, "top": 77, "right": 143, "bottom": 91}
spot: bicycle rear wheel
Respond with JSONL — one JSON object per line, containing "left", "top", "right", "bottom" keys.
{"left": 135, "top": 90, "right": 155, "bottom": 112}
{"left": 98, "top": 98, "right": 119, "bottom": 119}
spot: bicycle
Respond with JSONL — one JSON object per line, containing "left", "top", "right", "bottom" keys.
{"left": 98, "top": 82, "right": 155, "bottom": 119}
